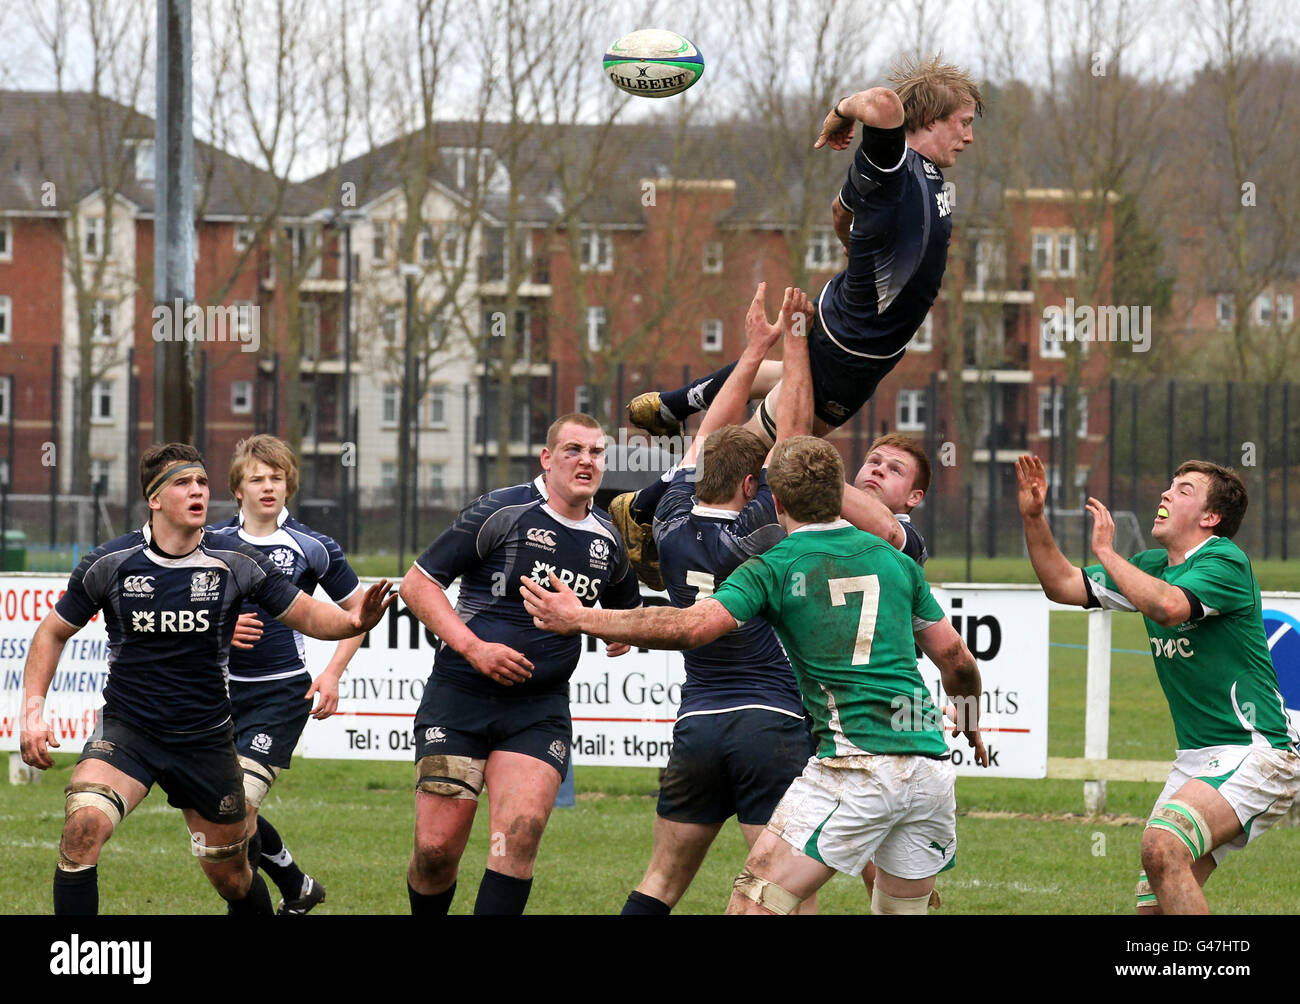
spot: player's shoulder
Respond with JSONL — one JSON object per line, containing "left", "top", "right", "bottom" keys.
{"left": 205, "top": 514, "right": 239, "bottom": 532}
{"left": 199, "top": 529, "right": 273, "bottom": 569}
{"left": 73, "top": 529, "right": 146, "bottom": 577}
{"left": 1197, "top": 535, "right": 1249, "bottom": 564}
{"left": 283, "top": 513, "right": 344, "bottom": 556}
{"left": 1129, "top": 547, "right": 1171, "bottom": 573}
{"left": 582, "top": 504, "right": 628, "bottom": 554}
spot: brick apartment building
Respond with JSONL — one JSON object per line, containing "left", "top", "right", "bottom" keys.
{"left": 0, "top": 91, "right": 1117, "bottom": 556}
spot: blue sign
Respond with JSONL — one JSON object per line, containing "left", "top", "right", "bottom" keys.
{"left": 1262, "top": 609, "right": 1300, "bottom": 710}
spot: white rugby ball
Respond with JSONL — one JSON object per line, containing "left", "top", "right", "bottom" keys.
{"left": 603, "top": 28, "right": 704, "bottom": 98}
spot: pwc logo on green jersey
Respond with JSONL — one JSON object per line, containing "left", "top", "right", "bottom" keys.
{"left": 1150, "top": 635, "right": 1194, "bottom": 659}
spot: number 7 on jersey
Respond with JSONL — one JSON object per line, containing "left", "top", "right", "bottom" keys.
{"left": 827, "top": 575, "right": 880, "bottom": 665}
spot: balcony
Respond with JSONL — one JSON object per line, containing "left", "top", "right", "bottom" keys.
{"left": 477, "top": 253, "right": 551, "bottom": 297}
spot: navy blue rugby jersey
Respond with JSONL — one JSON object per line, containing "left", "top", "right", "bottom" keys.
{"left": 897, "top": 513, "right": 929, "bottom": 566}
{"left": 53, "top": 524, "right": 302, "bottom": 734}
{"left": 818, "top": 127, "right": 952, "bottom": 360}
{"left": 414, "top": 475, "right": 642, "bottom": 698}
{"left": 651, "top": 466, "right": 803, "bottom": 718}
{"left": 208, "top": 509, "right": 360, "bottom": 681}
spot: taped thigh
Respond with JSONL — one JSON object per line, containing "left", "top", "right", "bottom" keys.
{"left": 756, "top": 392, "right": 778, "bottom": 446}
{"left": 239, "top": 756, "right": 281, "bottom": 810}
{"left": 733, "top": 866, "right": 801, "bottom": 915}
{"left": 416, "top": 754, "right": 486, "bottom": 800}
{"left": 1146, "top": 799, "right": 1210, "bottom": 859}
{"left": 871, "top": 886, "right": 930, "bottom": 915}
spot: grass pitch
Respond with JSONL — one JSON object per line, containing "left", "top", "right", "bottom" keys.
{"left": 3, "top": 611, "right": 1298, "bottom": 914}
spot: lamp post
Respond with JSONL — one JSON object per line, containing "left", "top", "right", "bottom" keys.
{"left": 398, "top": 262, "right": 423, "bottom": 572}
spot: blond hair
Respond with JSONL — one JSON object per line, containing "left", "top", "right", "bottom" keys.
{"left": 229, "top": 434, "right": 300, "bottom": 500}
{"left": 889, "top": 55, "right": 984, "bottom": 133}
{"left": 545, "top": 413, "right": 604, "bottom": 451}
{"left": 768, "top": 436, "right": 844, "bottom": 523}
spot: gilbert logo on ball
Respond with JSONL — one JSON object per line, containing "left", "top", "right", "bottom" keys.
{"left": 603, "top": 28, "right": 704, "bottom": 98}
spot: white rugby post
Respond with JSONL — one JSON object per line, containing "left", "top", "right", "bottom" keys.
{"left": 1083, "top": 609, "right": 1112, "bottom": 814}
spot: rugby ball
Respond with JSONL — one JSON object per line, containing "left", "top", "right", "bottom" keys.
{"left": 603, "top": 29, "right": 704, "bottom": 98}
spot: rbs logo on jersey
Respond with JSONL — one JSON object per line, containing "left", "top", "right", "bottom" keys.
{"left": 131, "top": 608, "right": 211, "bottom": 633}
{"left": 529, "top": 561, "right": 602, "bottom": 600}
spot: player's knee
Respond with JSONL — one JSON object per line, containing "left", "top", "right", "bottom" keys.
{"left": 204, "top": 860, "right": 252, "bottom": 900}
{"left": 59, "top": 782, "right": 125, "bottom": 867}
{"left": 1142, "top": 799, "right": 1209, "bottom": 876}
{"left": 411, "top": 835, "right": 461, "bottom": 884}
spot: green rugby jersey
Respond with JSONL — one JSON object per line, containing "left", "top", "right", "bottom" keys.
{"left": 712, "top": 520, "right": 948, "bottom": 758}
{"left": 1083, "top": 536, "right": 1298, "bottom": 752}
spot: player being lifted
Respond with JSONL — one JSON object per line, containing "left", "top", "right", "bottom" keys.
{"left": 619, "top": 284, "right": 818, "bottom": 914}
{"left": 626, "top": 56, "right": 980, "bottom": 444}
{"left": 526, "top": 439, "right": 988, "bottom": 915}
{"left": 400, "top": 414, "right": 641, "bottom": 915}
{"left": 1015, "top": 455, "right": 1300, "bottom": 914}
{"left": 19, "top": 444, "right": 391, "bottom": 915}
{"left": 210, "top": 435, "right": 366, "bottom": 914}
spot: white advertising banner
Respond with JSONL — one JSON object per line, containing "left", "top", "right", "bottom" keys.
{"left": 1, "top": 573, "right": 1061, "bottom": 777}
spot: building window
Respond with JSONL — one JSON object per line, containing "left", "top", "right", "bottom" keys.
{"left": 427, "top": 384, "right": 447, "bottom": 427}
{"left": 702, "top": 241, "right": 723, "bottom": 274}
{"left": 371, "top": 222, "right": 387, "bottom": 265}
{"left": 92, "top": 300, "right": 114, "bottom": 343}
{"left": 579, "top": 229, "right": 613, "bottom": 272}
{"left": 1040, "top": 313, "right": 1066, "bottom": 359}
{"left": 299, "top": 302, "right": 321, "bottom": 359}
{"left": 380, "top": 462, "right": 396, "bottom": 490}
{"left": 234, "top": 224, "right": 256, "bottom": 252}
{"left": 1032, "top": 232, "right": 1053, "bottom": 276}
{"left": 440, "top": 224, "right": 464, "bottom": 266}
{"left": 1056, "top": 232, "right": 1075, "bottom": 277}
{"left": 90, "top": 459, "right": 112, "bottom": 491}
{"left": 1038, "top": 387, "right": 1088, "bottom": 438}
{"left": 1255, "top": 293, "right": 1273, "bottom": 325}
{"left": 0, "top": 375, "right": 10, "bottom": 422}
{"left": 0, "top": 221, "right": 11, "bottom": 260}
{"left": 382, "top": 305, "right": 399, "bottom": 344}
{"left": 805, "top": 228, "right": 837, "bottom": 270}
{"left": 574, "top": 385, "right": 591, "bottom": 413}
{"left": 587, "top": 306, "right": 606, "bottom": 351}
{"left": 702, "top": 319, "right": 723, "bottom": 352}
{"left": 428, "top": 462, "right": 446, "bottom": 494}
{"left": 84, "top": 217, "right": 110, "bottom": 258}
{"left": 132, "top": 139, "right": 155, "bottom": 182}
{"left": 419, "top": 225, "right": 436, "bottom": 264}
{"left": 0, "top": 458, "right": 9, "bottom": 488}
{"left": 912, "top": 311, "right": 933, "bottom": 352}
{"left": 1216, "top": 294, "right": 1233, "bottom": 328}
{"left": 93, "top": 381, "right": 114, "bottom": 423}
{"left": 382, "top": 382, "right": 399, "bottom": 426}
{"left": 1279, "top": 294, "right": 1294, "bottom": 324}
{"left": 897, "top": 389, "right": 927, "bottom": 431}
{"left": 0, "top": 295, "right": 12, "bottom": 342}
{"left": 229, "top": 381, "right": 252, "bottom": 415}
{"left": 970, "top": 238, "right": 1005, "bottom": 291}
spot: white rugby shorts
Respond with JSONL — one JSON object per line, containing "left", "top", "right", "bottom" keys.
{"left": 1153, "top": 744, "right": 1300, "bottom": 863}
{"left": 766, "top": 753, "right": 956, "bottom": 879}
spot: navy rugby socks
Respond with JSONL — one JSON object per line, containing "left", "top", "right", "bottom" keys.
{"left": 53, "top": 866, "right": 98, "bottom": 916}
{"left": 408, "top": 879, "right": 456, "bottom": 916}
{"left": 473, "top": 869, "right": 532, "bottom": 915}
{"left": 256, "top": 815, "right": 307, "bottom": 899}
{"left": 621, "top": 890, "right": 671, "bottom": 916}
{"left": 659, "top": 362, "right": 737, "bottom": 422}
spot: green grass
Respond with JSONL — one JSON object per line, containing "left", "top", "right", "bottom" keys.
{"left": 4, "top": 612, "right": 1297, "bottom": 915}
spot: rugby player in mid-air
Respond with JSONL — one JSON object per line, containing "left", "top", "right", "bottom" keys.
{"left": 400, "top": 414, "right": 641, "bottom": 915}
{"left": 626, "top": 55, "right": 981, "bottom": 445}
{"left": 1016, "top": 455, "right": 1299, "bottom": 913}
{"left": 211, "top": 434, "right": 366, "bottom": 914}
{"left": 19, "top": 443, "right": 392, "bottom": 915}
{"left": 525, "top": 436, "right": 988, "bottom": 915}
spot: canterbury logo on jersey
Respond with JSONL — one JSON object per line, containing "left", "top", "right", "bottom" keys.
{"left": 1150, "top": 636, "right": 1194, "bottom": 659}
{"left": 130, "top": 609, "right": 211, "bottom": 633}
{"left": 529, "top": 561, "right": 602, "bottom": 600}
{"left": 122, "top": 575, "right": 155, "bottom": 596}
{"left": 526, "top": 527, "right": 558, "bottom": 548}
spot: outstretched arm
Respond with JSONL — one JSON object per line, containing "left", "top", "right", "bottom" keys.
{"left": 685, "top": 283, "right": 790, "bottom": 465}
{"left": 279, "top": 579, "right": 393, "bottom": 641}
{"left": 774, "top": 287, "right": 814, "bottom": 443}
{"left": 520, "top": 573, "right": 736, "bottom": 650}
{"left": 1016, "top": 455, "right": 1088, "bottom": 606}
{"left": 840, "top": 483, "right": 906, "bottom": 549}
{"left": 1086, "top": 497, "right": 1191, "bottom": 627}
